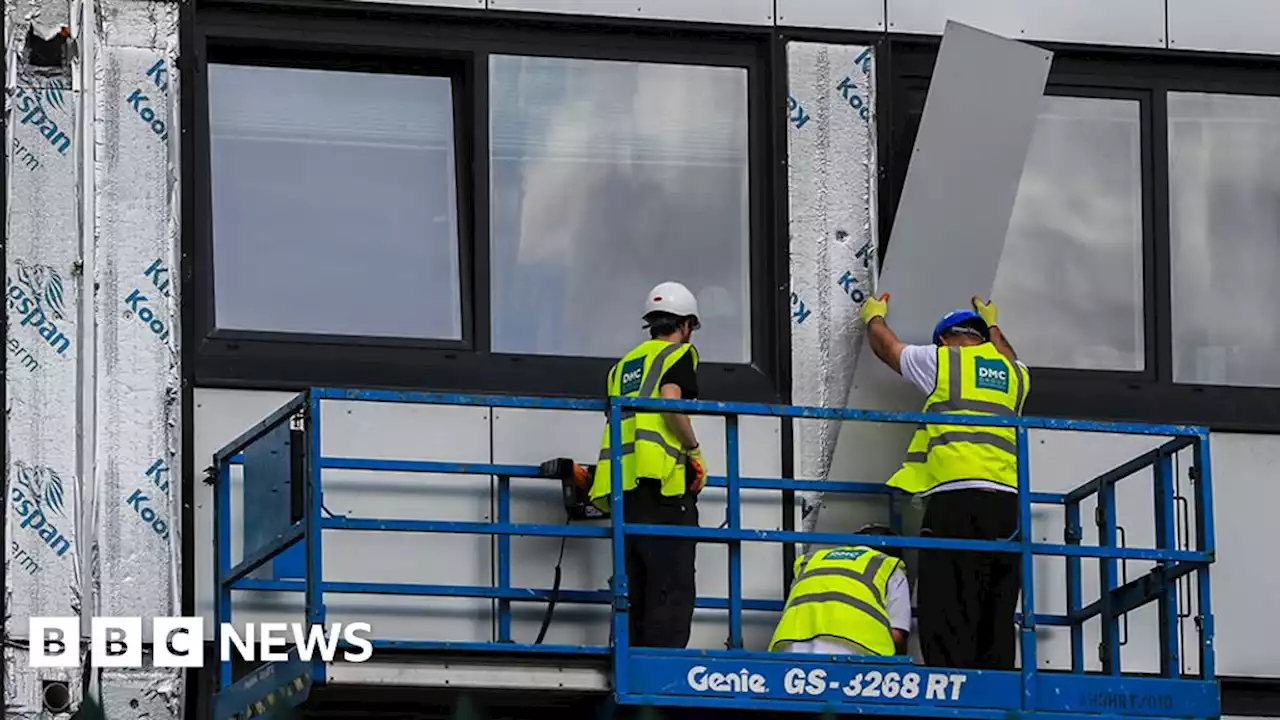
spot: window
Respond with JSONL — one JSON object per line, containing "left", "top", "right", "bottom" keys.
{"left": 208, "top": 63, "right": 463, "bottom": 340}
{"left": 992, "top": 95, "right": 1145, "bottom": 372}
{"left": 487, "top": 55, "right": 752, "bottom": 363}
{"left": 1169, "top": 92, "right": 1280, "bottom": 388}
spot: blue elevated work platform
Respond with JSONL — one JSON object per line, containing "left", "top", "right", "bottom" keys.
{"left": 211, "top": 388, "right": 1218, "bottom": 720}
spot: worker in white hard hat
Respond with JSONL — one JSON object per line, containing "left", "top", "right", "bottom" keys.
{"left": 858, "top": 293, "right": 1029, "bottom": 671}
{"left": 590, "top": 280, "right": 708, "bottom": 648}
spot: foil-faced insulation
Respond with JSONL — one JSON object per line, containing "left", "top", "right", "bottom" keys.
{"left": 5, "top": 5, "right": 85, "bottom": 716}
{"left": 784, "top": 42, "right": 878, "bottom": 537}
{"left": 92, "top": 0, "right": 183, "bottom": 715}
{"left": 5, "top": 0, "right": 182, "bottom": 715}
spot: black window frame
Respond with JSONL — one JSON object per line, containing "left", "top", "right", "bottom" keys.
{"left": 198, "top": 44, "right": 475, "bottom": 350}
{"left": 875, "top": 37, "right": 1280, "bottom": 432}
{"left": 185, "top": 3, "right": 784, "bottom": 403}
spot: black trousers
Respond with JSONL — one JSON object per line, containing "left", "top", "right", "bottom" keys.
{"left": 623, "top": 481, "right": 698, "bottom": 648}
{"left": 917, "top": 489, "right": 1021, "bottom": 669}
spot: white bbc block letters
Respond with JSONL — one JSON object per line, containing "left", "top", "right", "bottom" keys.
{"left": 154, "top": 616, "right": 205, "bottom": 667}
{"left": 92, "top": 617, "right": 144, "bottom": 667}
{"left": 28, "top": 617, "right": 80, "bottom": 667}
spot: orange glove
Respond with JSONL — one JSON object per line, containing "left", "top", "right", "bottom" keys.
{"left": 686, "top": 446, "right": 707, "bottom": 494}
{"left": 572, "top": 462, "right": 592, "bottom": 491}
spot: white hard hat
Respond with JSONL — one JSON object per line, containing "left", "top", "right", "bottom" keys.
{"left": 644, "top": 281, "right": 700, "bottom": 322}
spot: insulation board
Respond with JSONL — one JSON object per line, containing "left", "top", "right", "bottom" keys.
{"left": 784, "top": 41, "right": 879, "bottom": 536}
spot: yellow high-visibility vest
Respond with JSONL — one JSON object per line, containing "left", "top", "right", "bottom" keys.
{"left": 590, "top": 340, "right": 698, "bottom": 511}
{"left": 770, "top": 546, "right": 904, "bottom": 656}
{"left": 887, "top": 343, "right": 1030, "bottom": 494}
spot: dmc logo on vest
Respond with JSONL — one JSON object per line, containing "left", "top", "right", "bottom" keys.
{"left": 973, "top": 357, "right": 1009, "bottom": 393}
{"left": 620, "top": 358, "right": 644, "bottom": 395}
{"left": 825, "top": 548, "right": 866, "bottom": 561}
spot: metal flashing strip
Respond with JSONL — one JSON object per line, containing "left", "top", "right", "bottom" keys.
{"left": 323, "top": 657, "right": 612, "bottom": 691}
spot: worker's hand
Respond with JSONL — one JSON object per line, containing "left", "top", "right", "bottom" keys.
{"left": 972, "top": 296, "right": 998, "bottom": 327}
{"left": 859, "top": 293, "right": 889, "bottom": 325}
{"left": 686, "top": 445, "right": 707, "bottom": 494}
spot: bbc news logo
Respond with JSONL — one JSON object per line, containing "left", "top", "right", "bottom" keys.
{"left": 29, "top": 617, "right": 373, "bottom": 667}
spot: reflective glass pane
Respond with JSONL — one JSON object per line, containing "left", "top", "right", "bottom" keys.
{"left": 992, "top": 96, "right": 1145, "bottom": 371}
{"left": 1169, "top": 92, "right": 1280, "bottom": 387}
{"left": 488, "top": 55, "right": 751, "bottom": 362}
{"left": 209, "top": 64, "right": 462, "bottom": 339}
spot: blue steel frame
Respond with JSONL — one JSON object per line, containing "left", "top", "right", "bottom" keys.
{"left": 212, "top": 388, "right": 1218, "bottom": 720}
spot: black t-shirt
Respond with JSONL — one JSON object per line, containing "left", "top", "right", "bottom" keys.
{"left": 607, "top": 349, "right": 700, "bottom": 400}
{"left": 659, "top": 352, "right": 699, "bottom": 400}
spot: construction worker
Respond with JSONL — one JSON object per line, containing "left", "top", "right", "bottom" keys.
{"left": 858, "top": 294, "right": 1028, "bottom": 670}
{"left": 590, "top": 281, "right": 709, "bottom": 648}
{"left": 770, "top": 525, "right": 911, "bottom": 656}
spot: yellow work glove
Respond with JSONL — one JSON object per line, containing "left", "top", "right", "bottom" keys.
{"left": 972, "top": 296, "right": 998, "bottom": 328}
{"left": 859, "top": 293, "right": 889, "bottom": 324}
{"left": 686, "top": 446, "right": 707, "bottom": 494}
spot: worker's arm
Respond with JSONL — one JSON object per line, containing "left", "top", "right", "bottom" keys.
{"left": 990, "top": 325, "right": 1018, "bottom": 362}
{"left": 658, "top": 353, "right": 700, "bottom": 450}
{"left": 659, "top": 382, "right": 699, "bottom": 449}
{"left": 885, "top": 568, "right": 912, "bottom": 655}
{"left": 867, "top": 317, "right": 908, "bottom": 375}
{"left": 891, "top": 629, "right": 908, "bottom": 655}
{"left": 973, "top": 296, "right": 1017, "bottom": 362}
{"left": 860, "top": 294, "right": 907, "bottom": 374}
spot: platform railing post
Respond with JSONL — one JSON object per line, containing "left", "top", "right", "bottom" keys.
{"left": 1098, "top": 463, "right": 1121, "bottom": 674}
{"left": 215, "top": 459, "right": 232, "bottom": 691}
{"left": 1064, "top": 498, "right": 1083, "bottom": 673}
{"left": 1154, "top": 452, "right": 1180, "bottom": 677}
{"left": 609, "top": 397, "right": 630, "bottom": 695}
{"left": 1193, "top": 432, "right": 1216, "bottom": 681}
{"left": 1016, "top": 425, "right": 1036, "bottom": 712}
{"left": 497, "top": 472, "right": 512, "bottom": 643}
{"left": 304, "top": 391, "right": 327, "bottom": 682}
{"left": 726, "top": 413, "right": 742, "bottom": 649}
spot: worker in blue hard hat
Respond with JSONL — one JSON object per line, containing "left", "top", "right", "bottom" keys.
{"left": 858, "top": 294, "right": 1029, "bottom": 671}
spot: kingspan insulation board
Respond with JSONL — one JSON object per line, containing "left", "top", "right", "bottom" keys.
{"left": 4, "top": 0, "right": 183, "bottom": 715}
{"left": 783, "top": 41, "right": 879, "bottom": 537}
{"left": 824, "top": 23, "right": 1051, "bottom": 536}
{"left": 92, "top": 0, "right": 183, "bottom": 715}
{"left": 5, "top": 5, "right": 86, "bottom": 715}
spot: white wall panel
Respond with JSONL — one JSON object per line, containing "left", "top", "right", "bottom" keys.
{"left": 776, "top": 0, "right": 885, "bottom": 31}
{"left": 318, "top": 399, "right": 495, "bottom": 642}
{"left": 493, "top": 408, "right": 786, "bottom": 650}
{"left": 887, "top": 0, "right": 1167, "bottom": 48}
{"left": 1167, "top": 0, "right": 1280, "bottom": 55}
{"left": 1198, "top": 432, "right": 1280, "bottom": 678}
{"left": 378, "top": 0, "right": 480, "bottom": 6}
{"left": 200, "top": 392, "right": 790, "bottom": 651}
{"left": 684, "top": 415, "right": 785, "bottom": 650}
{"left": 493, "top": 407, "right": 611, "bottom": 647}
{"left": 487, "top": 0, "right": 774, "bottom": 26}
{"left": 193, "top": 389, "right": 297, "bottom": 634}
{"left": 194, "top": 391, "right": 494, "bottom": 644}
{"left": 1020, "top": 430, "right": 1197, "bottom": 675}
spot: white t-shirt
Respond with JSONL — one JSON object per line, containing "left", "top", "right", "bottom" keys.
{"left": 775, "top": 566, "right": 912, "bottom": 655}
{"left": 884, "top": 566, "right": 912, "bottom": 631}
{"left": 898, "top": 344, "right": 1028, "bottom": 496}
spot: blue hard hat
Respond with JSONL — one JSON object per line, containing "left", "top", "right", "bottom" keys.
{"left": 932, "top": 309, "right": 989, "bottom": 344}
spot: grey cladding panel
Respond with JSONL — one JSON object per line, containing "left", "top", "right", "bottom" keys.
{"left": 880, "top": 21, "right": 1052, "bottom": 341}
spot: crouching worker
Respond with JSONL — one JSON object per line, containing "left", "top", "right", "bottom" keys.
{"left": 770, "top": 525, "right": 911, "bottom": 656}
